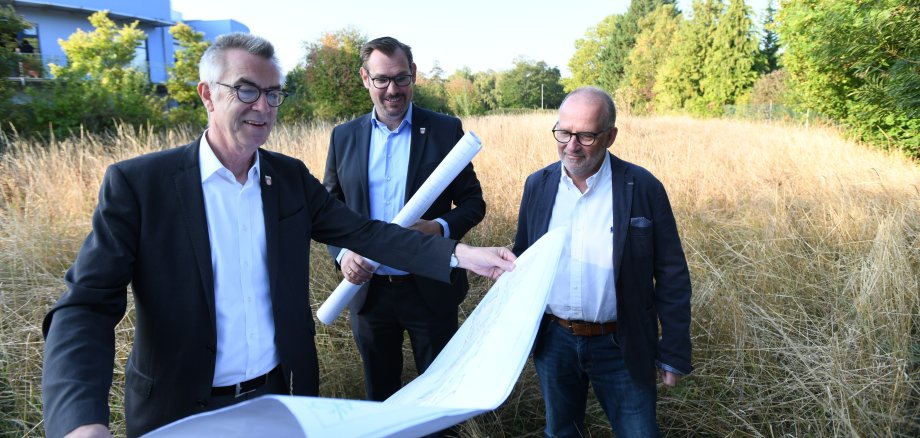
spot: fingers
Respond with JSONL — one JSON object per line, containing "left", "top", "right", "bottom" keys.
{"left": 454, "top": 244, "right": 516, "bottom": 280}
{"left": 341, "top": 252, "right": 372, "bottom": 285}
{"left": 660, "top": 370, "right": 680, "bottom": 387}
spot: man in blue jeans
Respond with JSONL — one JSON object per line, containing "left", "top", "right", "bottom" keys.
{"left": 512, "top": 87, "right": 693, "bottom": 437}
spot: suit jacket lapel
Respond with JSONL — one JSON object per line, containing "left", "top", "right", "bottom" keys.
{"left": 173, "top": 137, "right": 217, "bottom": 331}
{"left": 355, "top": 114, "right": 372, "bottom": 216}
{"left": 535, "top": 164, "right": 561, "bottom": 237}
{"left": 610, "top": 152, "right": 632, "bottom": 282}
{"left": 259, "top": 150, "right": 281, "bottom": 307}
{"left": 406, "top": 107, "right": 429, "bottom": 201}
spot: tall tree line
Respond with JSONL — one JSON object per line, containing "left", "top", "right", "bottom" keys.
{"left": 567, "top": 0, "right": 918, "bottom": 158}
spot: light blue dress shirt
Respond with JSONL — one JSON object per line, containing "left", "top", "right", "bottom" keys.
{"left": 337, "top": 104, "right": 449, "bottom": 275}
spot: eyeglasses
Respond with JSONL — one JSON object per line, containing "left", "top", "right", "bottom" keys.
{"left": 216, "top": 82, "right": 288, "bottom": 107}
{"left": 369, "top": 74, "right": 413, "bottom": 89}
{"left": 551, "top": 127, "right": 610, "bottom": 146}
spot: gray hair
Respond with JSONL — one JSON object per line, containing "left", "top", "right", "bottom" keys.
{"left": 560, "top": 86, "right": 617, "bottom": 130}
{"left": 199, "top": 32, "right": 281, "bottom": 84}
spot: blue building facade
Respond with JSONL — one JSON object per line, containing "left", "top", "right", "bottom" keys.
{"left": 11, "top": 0, "right": 249, "bottom": 83}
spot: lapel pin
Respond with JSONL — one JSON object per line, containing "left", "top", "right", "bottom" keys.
{"left": 265, "top": 175, "right": 272, "bottom": 186}
{"left": 420, "top": 127, "right": 426, "bottom": 135}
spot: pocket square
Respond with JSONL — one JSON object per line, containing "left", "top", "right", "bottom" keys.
{"left": 630, "top": 216, "right": 652, "bottom": 227}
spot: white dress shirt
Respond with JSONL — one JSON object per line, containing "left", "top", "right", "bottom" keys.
{"left": 546, "top": 153, "right": 616, "bottom": 322}
{"left": 200, "top": 133, "right": 279, "bottom": 386}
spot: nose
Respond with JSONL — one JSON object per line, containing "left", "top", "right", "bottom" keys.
{"left": 563, "top": 136, "right": 581, "bottom": 150}
{"left": 251, "top": 92, "right": 272, "bottom": 110}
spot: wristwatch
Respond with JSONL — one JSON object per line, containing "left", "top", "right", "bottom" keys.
{"left": 449, "top": 249, "right": 459, "bottom": 268}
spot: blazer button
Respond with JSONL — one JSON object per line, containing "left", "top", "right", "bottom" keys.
{"left": 207, "top": 344, "right": 216, "bottom": 354}
{"left": 197, "top": 399, "right": 208, "bottom": 407}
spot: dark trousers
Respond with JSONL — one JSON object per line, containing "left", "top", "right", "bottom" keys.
{"left": 351, "top": 277, "right": 458, "bottom": 401}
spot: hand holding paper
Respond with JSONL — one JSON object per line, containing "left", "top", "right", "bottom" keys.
{"left": 454, "top": 244, "right": 516, "bottom": 281}
{"left": 317, "top": 132, "right": 484, "bottom": 325}
{"left": 340, "top": 251, "right": 374, "bottom": 285}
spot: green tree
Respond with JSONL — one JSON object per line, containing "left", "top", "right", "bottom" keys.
{"left": 622, "top": 4, "right": 680, "bottom": 114}
{"left": 0, "top": 6, "right": 30, "bottom": 137}
{"left": 444, "top": 68, "right": 486, "bottom": 116}
{"left": 472, "top": 70, "right": 499, "bottom": 112}
{"left": 280, "top": 27, "right": 367, "bottom": 123}
{"left": 497, "top": 58, "right": 564, "bottom": 110}
{"left": 278, "top": 64, "right": 312, "bottom": 122}
{"left": 700, "top": 0, "right": 760, "bottom": 114}
{"left": 166, "top": 22, "right": 209, "bottom": 127}
{"left": 778, "top": 0, "right": 920, "bottom": 157}
{"left": 563, "top": 14, "right": 619, "bottom": 92}
{"left": 28, "top": 11, "right": 163, "bottom": 136}
{"left": 414, "top": 62, "right": 450, "bottom": 114}
{"left": 598, "top": 0, "right": 676, "bottom": 91}
{"left": 758, "top": 0, "right": 780, "bottom": 73}
{"left": 653, "top": 0, "right": 718, "bottom": 114}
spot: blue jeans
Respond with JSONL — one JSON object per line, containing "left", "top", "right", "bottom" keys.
{"left": 534, "top": 322, "right": 659, "bottom": 438}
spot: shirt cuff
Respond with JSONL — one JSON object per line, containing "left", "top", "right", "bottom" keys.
{"left": 335, "top": 248, "right": 348, "bottom": 265}
{"left": 434, "top": 218, "right": 450, "bottom": 238}
{"left": 656, "top": 361, "right": 686, "bottom": 376}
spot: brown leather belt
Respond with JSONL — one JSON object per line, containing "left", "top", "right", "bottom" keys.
{"left": 547, "top": 314, "right": 617, "bottom": 337}
{"left": 212, "top": 366, "right": 279, "bottom": 398}
{"left": 371, "top": 274, "right": 414, "bottom": 284}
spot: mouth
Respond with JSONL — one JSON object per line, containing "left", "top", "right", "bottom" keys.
{"left": 383, "top": 94, "right": 404, "bottom": 105}
{"left": 243, "top": 120, "right": 267, "bottom": 127}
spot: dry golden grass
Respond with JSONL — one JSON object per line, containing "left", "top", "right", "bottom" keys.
{"left": 1, "top": 114, "right": 918, "bottom": 436}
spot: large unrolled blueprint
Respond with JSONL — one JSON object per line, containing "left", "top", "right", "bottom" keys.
{"left": 316, "top": 131, "right": 483, "bottom": 325}
{"left": 144, "top": 228, "right": 568, "bottom": 438}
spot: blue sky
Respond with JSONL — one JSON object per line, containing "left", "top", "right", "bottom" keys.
{"left": 172, "top": 0, "right": 770, "bottom": 78}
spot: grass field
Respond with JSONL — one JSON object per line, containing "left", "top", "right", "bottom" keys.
{"left": 1, "top": 114, "right": 918, "bottom": 436}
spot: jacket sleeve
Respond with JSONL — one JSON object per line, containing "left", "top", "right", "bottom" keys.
{"left": 42, "top": 165, "right": 136, "bottom": 437}
{"left": 322, "top": 126, "right": 346, "bottom": 269}
{"left": 512, "top": 174, "right": 536, "bottom": 257}
{"left": 434, "top": 119, "right": 485, "bottom": 240}
{"left": 650, "top": 181, "right": 693, "bottom": 375}
{"left": 306, "top": 161, "right": 455, "bottom": 283}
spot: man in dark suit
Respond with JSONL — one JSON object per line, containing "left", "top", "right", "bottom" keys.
{"left": 323, "top": 36, "right": 485, "bottom": 402}
{"left": 41, "top": 33, "right": 514, "bottom": 438}
{"left": 512, "top": 87, "right": 692, "bottom": 437}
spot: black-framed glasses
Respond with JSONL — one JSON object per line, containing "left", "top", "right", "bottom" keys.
{"left": 551, "top": 127, "right": 610, "bottom": 146}
{"left": 216, "top": 82, "right": 288, "bottom": 107}
{"left": 369, "top": 74, "right": 413, "bottom": 89}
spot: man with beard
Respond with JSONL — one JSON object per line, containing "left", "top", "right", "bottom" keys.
{"left": 324, "top": 36, "right": 486, "bottom": 403}
{"left": 513, "top": 87, "right": 692, "bottom": 437}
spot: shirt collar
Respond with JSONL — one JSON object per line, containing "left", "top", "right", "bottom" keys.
{"left": 559, "top": 152, "right": 611, "bottom": 192}
{"left": 199, "top": 130, "right": 261, "bottom": 183}
{"left": 370, "top": 103, "right": 413, "bottom": 133}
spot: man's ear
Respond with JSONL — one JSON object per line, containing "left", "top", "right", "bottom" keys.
{"left": 359, "top": 67, "right": 371, "bottom": 90}
{"left": 410, "top": 63, "right": 417, "bottom": 84}
{"left": 603, "top": 127, "right": 619, "bottom": 150}
{"left": 198, "top": 81, "right": 215, "bottom": 112}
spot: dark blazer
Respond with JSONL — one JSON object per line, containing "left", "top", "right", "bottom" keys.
{"left": 41, "top": 137, "right": 456, "bottom": 438}
{"left": 512, "top": 152, "right": 692, "bottom": 387}
{"left": 323, "top": 105, "right": 485, "bottom": 313}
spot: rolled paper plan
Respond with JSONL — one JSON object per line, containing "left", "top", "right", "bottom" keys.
{"left": 316, "top": 131, "right": 483, "bottom": 325}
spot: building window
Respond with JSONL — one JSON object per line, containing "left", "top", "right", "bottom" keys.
{"left": 131, "top": 38, "right": 149, "bottom": 79}
{"left": 17, "top": 23, "right": 41, "bottom": 78}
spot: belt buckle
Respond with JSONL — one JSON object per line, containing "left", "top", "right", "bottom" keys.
{"left": 234, "top": 382, "right": 256, "bottom": 398}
